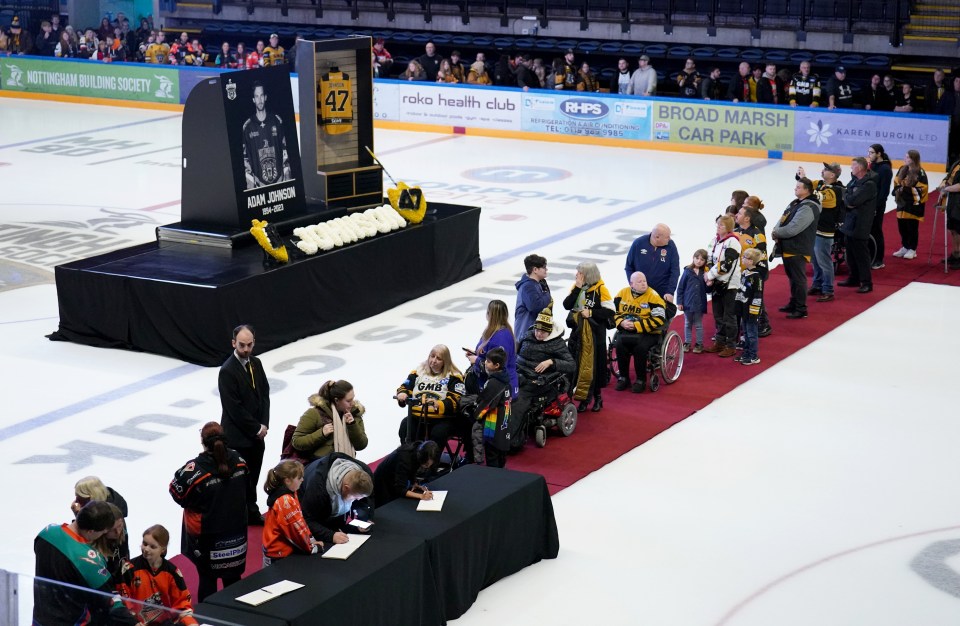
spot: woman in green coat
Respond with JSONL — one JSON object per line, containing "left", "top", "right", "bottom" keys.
{"left": 292, "top": 379, "right": 368, "bottom": 460}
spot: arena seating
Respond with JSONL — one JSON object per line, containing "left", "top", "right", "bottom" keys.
{"left": 212, "top": 0, "right": 910, "bottom": 33}
{"left": 185, "top": 18, "right": 907, "bottom": 98}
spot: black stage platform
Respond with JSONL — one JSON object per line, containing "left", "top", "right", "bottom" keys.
{"left": 202, "top": 465, "right": 560, "bottom": 626}
{"left": 51, "top": 203, "right": 481, "bottom": 366}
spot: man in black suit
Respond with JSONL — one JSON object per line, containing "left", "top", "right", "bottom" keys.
{"left": 219, "top": 324, "right": 270, "bottom": 524}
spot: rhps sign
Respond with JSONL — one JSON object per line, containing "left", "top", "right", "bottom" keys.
{"left": 559, "top": 98, "right": 609, "bottom": 120}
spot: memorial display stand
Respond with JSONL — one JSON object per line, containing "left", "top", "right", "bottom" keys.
{"left": 158, "top": 64, "right": 310, "bottom": 246}
{"left": 51, "top": 38, "right": 481, "bottom": 365}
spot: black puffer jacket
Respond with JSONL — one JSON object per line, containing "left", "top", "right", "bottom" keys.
{"left": 516, "top": 327, "right": 575, "bottom": 383}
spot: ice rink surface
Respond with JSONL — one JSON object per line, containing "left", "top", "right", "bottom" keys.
{"left": 1, "top": 98, "right": 958, "bottom": 625}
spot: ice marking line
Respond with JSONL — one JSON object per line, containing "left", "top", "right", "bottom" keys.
{"left": 713, "top": 524, "right": 960, "bottom": 626}
{"left": 88, "top": 145, "right": 181, "bottom": 165}
{"left": 0, "top": 114, "right": 181, "bottom": 150}
{"left": 140, "top": 200, "right": 181, "bottom": 212}
{"left": 480, "top": 159, "right": 778, "bottom": 268}
{"left": 0, "top": 316, "right": 58, "bottom": 325}
{"left": 0, "top": 363, "right": 201, "bottom": 442}
{"left": 378, "top": 134, "right": 460, "bottom": 156}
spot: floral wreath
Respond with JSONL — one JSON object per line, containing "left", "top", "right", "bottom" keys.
{"left": 250, "top": 219, "right": 289, "bottom": 263}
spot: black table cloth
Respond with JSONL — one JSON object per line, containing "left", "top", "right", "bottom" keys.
{"left": 377, "top": 464, "right": 560, "bottom": 622}
{"left": 199, "top": 465, "right": 559, "bottom": 625}
{"left": 191, "top": 602, "right": 290, "bottom": 626}
{"left": 203, "top": 530, "right": 440, "bottom": 626}
{"left": 51, "top": 203, "right": 481, "bottom": 365}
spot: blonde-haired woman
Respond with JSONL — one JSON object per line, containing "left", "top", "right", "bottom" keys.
{"left": 467, "top": 61, "right": 492, "bottom": 85}
{"left": 396, "top": 344, "right": 465, "bottom": 446}
{"left": 563, "top": 262, "right": 615, "bottom": 411}
{"left": 292, "top": 380, "right": 368, "bottom": 460}
{"left": 72, "top": 475, "right": 127, "bottom": 518}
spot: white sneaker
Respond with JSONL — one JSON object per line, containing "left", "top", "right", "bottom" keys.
{"left": 903, "top": 249, "right": 917, "bottom": 259}
{"left": 892, "top": 247, "right": 908, "bottom": 257}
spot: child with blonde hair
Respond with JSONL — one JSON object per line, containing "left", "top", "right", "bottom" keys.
{"left": 735, "top": 248, "right": 766, "bottom": 366}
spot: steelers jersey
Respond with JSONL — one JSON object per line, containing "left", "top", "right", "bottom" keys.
{"left": 242, "top": 113, "right": 288, "bottom": 189}
{"left": 318, "top": 69, "right": 353, "bottom": 135}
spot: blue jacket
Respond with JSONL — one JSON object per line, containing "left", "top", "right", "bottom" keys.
{"left": 514, "top": 274, "right": 551, "bottom": 337}
{"left": 676, "top": 266, "right": 708, "bottom": 313}
{"left": 624, "top": 234, "right": 681, "bottom": 299}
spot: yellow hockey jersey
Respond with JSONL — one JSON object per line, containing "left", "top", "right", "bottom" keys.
{"left": 318, "top": 68, "right": 353, "bottom": 135}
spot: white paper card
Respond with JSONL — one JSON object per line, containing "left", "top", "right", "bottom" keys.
{"left": 235, "top": 579, "right": 304, "bottom": 605}
{"left": 262, "top": 580, "right": 304, "bottom": 595}
{"left": 416, "top": 490, "right": 448, "bottom": 512}
{"left": 321, "top": 533, "right": 371, "bottom": 559}
{"left": 235, "top": 589, "right": 273, "bottom": 606}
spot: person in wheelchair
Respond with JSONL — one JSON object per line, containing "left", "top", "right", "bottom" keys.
{"left": 614, "top": 271, "right": 667, "bottom": 393}
{"left": 395, "top": 345, "right": 466, "bottom": 448}
{"left": 513, "top": 306, "right": 576, "bottom": 430}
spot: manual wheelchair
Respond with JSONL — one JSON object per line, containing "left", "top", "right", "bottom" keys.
{"left": 606, "top": 301, "right": 684, "bottom": 391}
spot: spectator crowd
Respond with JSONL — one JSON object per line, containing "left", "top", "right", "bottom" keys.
{"left": 0, "top": 13, "right": 289, "bottom": 68}
{"left": 3, "top": 12, "right": 958, "bottom": 124}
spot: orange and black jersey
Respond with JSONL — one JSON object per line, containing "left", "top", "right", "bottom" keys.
{"left": 263, "top": 487, "right": 316, "bottom": 560}
{"left": 169, "top": 450, "right": 248, "bottom": 537}
{"left": 121, "top": 555, "right": 198, "bottom": 625}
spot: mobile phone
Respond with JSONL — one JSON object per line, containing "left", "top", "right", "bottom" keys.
{"left": 348, "top": 519, "right": 373, "bottom": 530}
{"left": 462, "top": 347, "right": 475, "bottom": 355}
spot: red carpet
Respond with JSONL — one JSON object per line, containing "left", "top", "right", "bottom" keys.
{"left": 174, "top": 195, "right": 958, "bottom": 595}
{"left": 507, "top": 193, "right": 960, "bottom": 491}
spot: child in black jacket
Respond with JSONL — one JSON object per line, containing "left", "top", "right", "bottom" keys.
{"left": 471, "top": 347, "right": 513, "bottom": 468}
{"left": 735, "top": 248, "right": 766, "bottom": 366}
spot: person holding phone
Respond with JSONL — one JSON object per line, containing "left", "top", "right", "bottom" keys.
{"left": 465, "top": 300, "right": 518, "bottom": 396}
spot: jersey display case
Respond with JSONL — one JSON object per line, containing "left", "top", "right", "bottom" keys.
{"left": 295, "top": 37, "right": 383, "bottom": 210}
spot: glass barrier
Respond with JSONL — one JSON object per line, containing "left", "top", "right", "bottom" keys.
{"left": 1, "top": 569, "right": 248, "bottom": 626}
